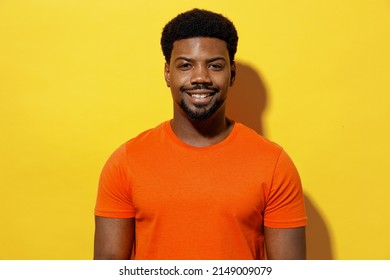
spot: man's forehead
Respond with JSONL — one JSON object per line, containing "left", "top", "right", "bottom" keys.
{"left": 172, "top": 37, "right": 227, "bottom": 46}
{"left": 171, "top": 37, "right": 229, "bottom": 56}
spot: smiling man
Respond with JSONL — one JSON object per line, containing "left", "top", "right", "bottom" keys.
{"left": 94, "top": 9, "right": 307, "bottom": 260}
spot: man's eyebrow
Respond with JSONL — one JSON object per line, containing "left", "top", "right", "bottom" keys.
{"left": 173, "top": 56, "right": 227, "bottom": 63}
{"left": 206, "top": 57, "right": 227, "bottom": 63}
{"left": 174, "top": 57, "right": 193, "bottom": 62}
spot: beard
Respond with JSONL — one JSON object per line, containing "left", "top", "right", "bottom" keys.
{"left": 180, "top": 98, "right": 223, "bottom": 121}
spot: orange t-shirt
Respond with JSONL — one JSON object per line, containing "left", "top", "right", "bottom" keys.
{"left": 95, "top": 121, "right": 306, "bottom": 259}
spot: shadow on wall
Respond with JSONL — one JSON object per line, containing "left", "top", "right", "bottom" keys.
{"left": 226, "top": 62, "right": 267, "bottom": 136}
{"left": 227, "top": 61, "right": 333, "bottom": 260}
{"left": 304, "top": 195, "right": 333, "bottom": 259}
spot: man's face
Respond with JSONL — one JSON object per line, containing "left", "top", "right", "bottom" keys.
{"left": 164, "top": 37, "right": 235, "bottom": 121}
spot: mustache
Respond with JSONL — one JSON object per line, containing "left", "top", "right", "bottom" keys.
{"left": 182, "top": 84, "right": 217, "bottom": 91}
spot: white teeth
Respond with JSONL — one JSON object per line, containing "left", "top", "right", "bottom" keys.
{"left": 191, "top": 94, "right": 209, "bottom": 99}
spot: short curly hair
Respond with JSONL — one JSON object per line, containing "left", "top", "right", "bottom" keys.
{"left": 161, "top": 9, "right": 238, "bottom": 64}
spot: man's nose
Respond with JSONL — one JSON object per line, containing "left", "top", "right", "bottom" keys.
{"left": 190, "top": 66, "right": 211, "bottom": 84}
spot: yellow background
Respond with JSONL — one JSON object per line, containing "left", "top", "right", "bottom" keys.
{"left": 1, "top": 0, "right": 389, "bottom": 259}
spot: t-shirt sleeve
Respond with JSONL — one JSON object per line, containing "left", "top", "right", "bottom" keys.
{"left": 94, "top": 144, "right": 135, "bottom": 218}
{"left": 263, "top": 149, "right": 307, "bottom": 228}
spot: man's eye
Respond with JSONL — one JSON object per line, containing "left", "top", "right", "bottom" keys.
{"left": 179, "top": 63, "right": 191, "bottom": 69}
{"left": 209, "top": 64, "right": 223, "bottom": 70}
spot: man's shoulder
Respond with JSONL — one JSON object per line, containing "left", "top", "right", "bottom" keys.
{"left": 234, "top": 123, "right": 282, "bottom": 153}
{"left": 105, "top": 121, "right": 168, "bottom": 165}
{"left": 124, "top": 121, "right": 168, "bottom": 147}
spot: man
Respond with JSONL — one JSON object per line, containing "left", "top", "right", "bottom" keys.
{"left": 94, "top": 8, "right": 306, "bottom": 260}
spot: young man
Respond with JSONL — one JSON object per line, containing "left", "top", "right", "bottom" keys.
{"left": 94, "top": 9, "right": 306, "bottom": 260}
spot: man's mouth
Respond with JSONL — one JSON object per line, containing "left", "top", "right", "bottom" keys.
{"left": 189, "top": 92, "right": 213, "bottom": 99}
{"left": 183, "top": 89, "right": 216, "bottom": 105}
{"left": 184, "top": 87, "right": 216, "bottom": 97}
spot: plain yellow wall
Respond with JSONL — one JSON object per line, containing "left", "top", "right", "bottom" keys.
{"left": 0, "top": 0, "right": 389, "bottom": 259}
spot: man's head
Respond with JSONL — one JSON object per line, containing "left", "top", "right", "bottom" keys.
{"left": 162, "top": 9, "right": 238, "bottom": 122}
{"left": 161, "top": 9, "right": 238, "bottom": 64}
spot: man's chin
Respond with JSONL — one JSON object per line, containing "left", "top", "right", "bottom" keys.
{"left": 186, "top": 110, "right": 213, "bottom": 122}
{"left": 180, "top": 100, "right": 221, "bottom": 121}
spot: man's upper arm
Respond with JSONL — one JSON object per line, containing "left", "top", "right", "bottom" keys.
{"left": 264, "top": 226, "right": 306, "bottom": 259}
{"left": 94, "top": 144, "right": 136, "bottom": 259}
{"left": 263, "top": 149, "right": 307, "bottom": 259}
{"left": 94, "top": 216, "right": 135, "bottom": 260}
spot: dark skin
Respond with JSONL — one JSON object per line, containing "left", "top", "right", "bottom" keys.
{"left": 165, "top": 37, "right": 236, "bottom": 147}
{"left": 94, "top": 37, "right": 306, "bottom": 260}
{"left": 94, "top": 217, "right": 134, "bottom": 259}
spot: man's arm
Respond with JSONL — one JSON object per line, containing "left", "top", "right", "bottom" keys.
{"left": 264, "top": 226, "right": 306, "bottom": 259}
{"left": 94, "top": 216, "right": 135, "bottom": 259}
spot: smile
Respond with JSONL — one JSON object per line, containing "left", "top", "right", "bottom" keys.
{"left": 183, "top": 89, "right": 216, "bottom": 106}
{"left": 185, "top": 88, "right": 216, "bottom": 98}
{"left": 190, "top": 93, "right": 212, "bottom": 99}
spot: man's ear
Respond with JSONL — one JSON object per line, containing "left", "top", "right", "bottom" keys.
{"left": 230, "top": 61, "right": 236, "bottom": 86}
{"left": 164, "top": 62, "right": 170, "bottom": 87}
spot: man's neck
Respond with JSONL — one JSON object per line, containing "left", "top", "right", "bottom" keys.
{"left": 170, "top": 111, "right": 234, "bottom": 148}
